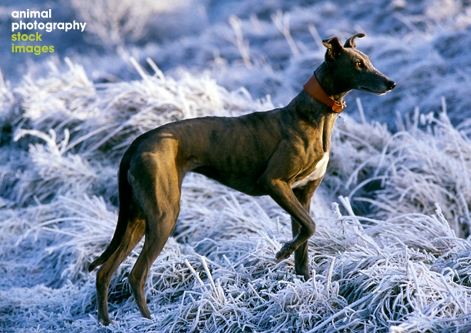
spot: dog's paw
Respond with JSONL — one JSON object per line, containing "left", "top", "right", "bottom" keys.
{"left": 275, "top": 243, "right": 294, "bottom": 263}
{"left": 295, "top": 267, "right": 311, "bottom": 280}
{"left": 98, "top": 315, "right": 114, "bottom": 326}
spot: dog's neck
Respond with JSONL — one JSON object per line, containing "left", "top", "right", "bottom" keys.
{"left": 286, "top": 63, "right": 351, "bottom": 152}
{"left": 292, "top": 62, "right": 351, "bottom": 119}
{"left": 303, "top": 74, "right": 346, "bottom": 113}
{"left": 313, "top": 63, "right": 349, "bottom": 103}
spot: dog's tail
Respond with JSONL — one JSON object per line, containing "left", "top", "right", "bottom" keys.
{"left": 88, "top": 153, "right": 133, "bottom": 272}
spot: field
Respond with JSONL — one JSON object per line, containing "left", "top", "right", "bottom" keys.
{"left": 1, "top": 0, "right": 471, "bottom": 332}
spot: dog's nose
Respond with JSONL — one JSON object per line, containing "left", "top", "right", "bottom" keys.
{"left": 387, "top": 80, "right": 396, "bottom": 90}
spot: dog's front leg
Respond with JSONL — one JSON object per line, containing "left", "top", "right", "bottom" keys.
{"left": 264, "top": 178, "right": 316, "bottom": 262}
{"left": 258, "top": 143, "right": 317, "bottom": 264}
{"left": 291, "top": 178, "right": 323, "bottom": 279}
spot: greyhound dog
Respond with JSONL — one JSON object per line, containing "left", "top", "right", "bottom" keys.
{"left": 89, "top": 33, "right": 395, "bottom": 325}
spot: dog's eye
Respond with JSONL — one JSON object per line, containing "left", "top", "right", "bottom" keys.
{"left": 355, "top": 61, "right": 363, "bottom": 68}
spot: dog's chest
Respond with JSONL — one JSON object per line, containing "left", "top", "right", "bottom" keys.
{"left": 291, "top": 152, "right": 329, "bottom": 189}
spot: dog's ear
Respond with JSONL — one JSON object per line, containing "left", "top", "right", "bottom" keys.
{"left": 322, "top": 37, "right": 343, "bottom": 60}
{"left": 344, "top": 33, "right": 366, "bottom": 48}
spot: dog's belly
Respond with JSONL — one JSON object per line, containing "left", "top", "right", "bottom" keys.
{"left": 291, "top": 152, "right": 329, "bottom": 189}
{"left": 192, "top": 166, "right": 267, "bottom": 196}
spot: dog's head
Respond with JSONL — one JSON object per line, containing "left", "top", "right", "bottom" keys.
{"left": 322, "top": 33, "right": 396, "bottom": 95}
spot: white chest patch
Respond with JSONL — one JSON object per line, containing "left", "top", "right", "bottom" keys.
{"left": 291, "top": 152, "right": 329, "bottom": 189}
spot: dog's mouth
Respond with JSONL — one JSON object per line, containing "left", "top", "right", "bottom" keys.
{"left": 358, "top": 80, "right": 396, "bottom": 95}
{"left": 358, "top": 86, "right": 391, "bottom": 95}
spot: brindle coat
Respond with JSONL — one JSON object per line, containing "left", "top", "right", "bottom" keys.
{"left": 89, "top": 33, "right": 396, "bottom": 325}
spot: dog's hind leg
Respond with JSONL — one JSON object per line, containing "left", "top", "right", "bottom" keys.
{"left": 127, "top": 148, "right": 182, "bottom": 319}
{"left": 291, "top": 178, "right": 322, "bottom": 280}
{"left": 96, "top": 206, "right": 145, "bottom": 325}
{"left": 128, "top": 207, "right": 179, "bottom": 319}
